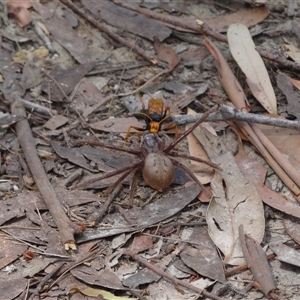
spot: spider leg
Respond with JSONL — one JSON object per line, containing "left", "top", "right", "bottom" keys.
{"left": 70, "top": 133, "right": 141, "bottom": 156}
{"left": 128, "top": 168, "right": 140, "bottom": 205}
{"left": 125, "top": 125, "right": 146, "bottom": 140}
{"left": 164, "top": 105, "right": 218, "bottom": 153}
{"left": 168, "top": 151, "right": 221, "bottom": 170}
{"left": 87, "top": 166, "right": 141, "bottom": 226}
{"left": 169, "top": 157, "right": 212, "bottom": 198}
{"left": 162, "top": 123, "right": 178, "bottom": 138}
{"left": 75, "top": 160, "right": 143, "bottom": 189}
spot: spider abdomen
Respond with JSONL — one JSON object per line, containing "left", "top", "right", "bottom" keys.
{"left": 142, "top": 153, "right": 174, "bottom": 192}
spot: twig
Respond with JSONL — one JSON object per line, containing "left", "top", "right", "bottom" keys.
{"left": 59, "top": 0, "right": 157, "bottom": 64}
{"left": 32, "top": 19, "right": 56, "bottom": 53}
{"left": 2, "top": 229, "right": 71, "bottom": 259}
{"left": 123, "top": 250, "right": 223, "bottom": 300}
{"left": 14, "top": 95, "right": 56, "bottom": 116}
{"left": 11, "top": 100, "right": 82, "bottom": 250}
{"left": 42, "top": 70, "right": 71, "bottom": 103}
{"left": 115, "top": 2, "right": 300, "bottom": 72}
{"left": 31, "top": 262, "right": 65, "bottom": 296}
{"left": 49, "top": 248, "right": 104, "bottom": 290}
{"left": 171, "top": 104, "right": 300, "bottom": 130}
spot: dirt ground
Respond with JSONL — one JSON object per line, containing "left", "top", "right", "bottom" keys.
{"left": 1, "top": 0, "right": 300, "bottom": 299}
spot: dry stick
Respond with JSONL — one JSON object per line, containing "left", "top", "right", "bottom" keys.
{"left": 59, "top": 0, "right": 156, "bottom": 64}
{"left": 11, "top": 101, "right": 82, "bottom": 251}
{"left": 123, "top": 250, "right": 223, "bottom": 300}
{"left": 31, "top": 262, "right": 66, "bottom": 297}
{"left": 49, "top": 248, "right": 103, "bottom": 290}
{"left": 14, "top": 95, "right": 56, "bottom": 116}
{"left": 172, "top": 104, "right": 300, "bottom": 130}
{"left": 116, "top": 2, "right": 300, "bottom": 72}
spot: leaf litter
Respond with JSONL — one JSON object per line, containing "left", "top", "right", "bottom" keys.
{"left": 1, "top": 1, "right": 300, "bottom": 299}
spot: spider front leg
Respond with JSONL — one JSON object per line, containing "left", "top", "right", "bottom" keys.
{"left": 169, "top": 158, "right": 212, "bottom": 198}
{"left": 169, "top": 151, "right": 221, "bottom": 170}
{"left": 164, "top": 106, "right": 218, "bottom": 154}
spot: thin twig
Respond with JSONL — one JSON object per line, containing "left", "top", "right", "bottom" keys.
{"left": 123, "top": 250, "right": 223, "bottom": 300}
{"left": 2, "top": 229, "right": 71, "bottom": 258}
{"left": 14, "top": 95, "right": 56, "bottom": 116}
{"left": 31, "top": 262, "right": 66, "bottom": 296}
{"left": 48, "top": 248, "right": 103, "bottom": 290}
{"left": 11, "top": 100, "right": 82, "bottom": 250}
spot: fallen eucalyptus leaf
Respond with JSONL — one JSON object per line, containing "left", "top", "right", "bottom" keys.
{"left": 227, "top": 23, "right": 277, "bottom": 114}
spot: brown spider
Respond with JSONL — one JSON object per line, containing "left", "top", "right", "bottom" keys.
{"left": 75, "top": 106, "right": 219, "bottom": 199}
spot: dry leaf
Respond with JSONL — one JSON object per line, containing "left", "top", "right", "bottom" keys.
{"left": 239, "top": 225, "right": 276, "bottom": 295}
{"left": 276, "top": 73, "right": 300, "bottom": 120}
{"left": 7, "top": 0, "right": 32, "bottom": 27}
{"left": 270, "top": 243, "right": 300, "bottom": 268}
{"left": 89, "top": 117, "right": 144, "bottom": 133}
{"left": 203, "top": 6, "right": 269, "bottom": 32}
{"left": 285, "top": 44, "right": 300, "bottom": 63}
{"left": 153, "top": 36, "right": 180, "bottom": 71}
{"left": 227, "top": 23, "right": 277, "bottom": 114}
{"left": 193, "top": 126, "right": 265, "bottom": 265}
{"left": 235, "top": 137, "right": 300, "bottom": 218}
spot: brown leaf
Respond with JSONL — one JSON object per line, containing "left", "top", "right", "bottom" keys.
{"left": 89, "top": 117, "right": 144, "bottom": 134}
{"left": 0, "top": 279, "right": 28, "bottom": 300}
{"left": 153, "top": 36, "right": 180, "bottom": 70}
{"left": 43, "top": 115, "right": 69, "bottom": 131}
{"left": 235, "top": 139, "right": 300, "bottom": 218}
{"left": 239, "top": 225, "right": 276, "bottom": 296}
{"left": 42, "top": 62, "right": 96, "bottom": 102}
{"left": 193, "top": 126, "right": 265, "bottom": 265}
{"left": 180, "top": 227, "right": 226, "bottom": 282}
{"left": 71, "top": 267, "right": 125, "bottom": 290}
{"left": 131, "top": 234, "right": 154, "bottom": 253}
{"left": 0, "top": 235, "right": 27, "bottom": 269}
{"left": 203, "top": 6, "right": 269, "bottom": 33}
{"left": 276, "top": 73, "right": 300, "bottom": 120}
{"left": 7, "top": 0, "right": 32, "bottom": 27}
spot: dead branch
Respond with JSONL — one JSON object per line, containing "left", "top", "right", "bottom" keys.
{"left": 123, "top": 250, "right": 224, "bottom": 300}
{"left": 171, "top": 104, "right": 300, "bottom": 130}
{"left": 11, "top": 100, "right": 82, "bottom": 251}
{"left": 59, "top": 0, "right": 157, "bottom": 64}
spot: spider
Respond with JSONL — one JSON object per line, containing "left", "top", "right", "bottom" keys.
{"left": 75, "top": 106, "right": 219, "bottom": 199}
{"left": 125, "top": 96, "right": 178, "bottom": 140}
